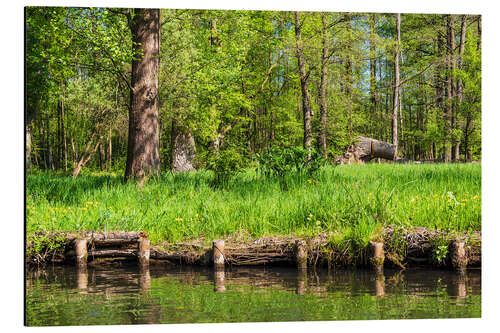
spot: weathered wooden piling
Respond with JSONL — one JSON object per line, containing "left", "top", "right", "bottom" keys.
{"left": 74, "top": 238, "right": 88, "bottom": 267}
{"left": 138, "top": 237, "right": 151, "bottom": 267}
{"left": 213, "top": 240, "right": 225, "bottom": 269}
{"left": 369, "top": 241, "right": 384, "bottom": 273}
{"left": 295, "top": 240, "right": 308, "bottom": 270}
{"left": 450, "top": 239, "right": 468, "bottom": 272}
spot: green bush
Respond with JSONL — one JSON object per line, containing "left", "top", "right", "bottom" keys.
{"left": 254, "top": 146, "right": 327, "bottom": 177}
{"left": 205, "top": 145, "right": 246, "bottom": 186}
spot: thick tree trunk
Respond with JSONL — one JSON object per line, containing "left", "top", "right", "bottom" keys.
{"left": 125, "top": 8, "right": 161, "bottom": 181}
{"left": 335, "top": 136, "right": 397, "bottom": 164}
{"left": 392, "top": 13, "right": 401, "bottom": 159}
{"left": 294, "top": 12, "right": 312, "bottom": 159}
{"left": 319, "top": 12, "right": 328, "bottom": 159}
{"left": 170, "top": 119, "right": 196, "bottom": 173}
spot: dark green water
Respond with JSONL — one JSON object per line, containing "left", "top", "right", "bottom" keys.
{"left": 25, "top": 265, "right": 481, "bottom": 326}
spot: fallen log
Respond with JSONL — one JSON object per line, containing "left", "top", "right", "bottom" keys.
{"left": 335, "top": 136, "right": 396, "bottom": 164}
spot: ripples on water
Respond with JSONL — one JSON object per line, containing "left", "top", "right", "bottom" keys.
{"left": 25, "top": 265, "right": 481, "bottom": 326}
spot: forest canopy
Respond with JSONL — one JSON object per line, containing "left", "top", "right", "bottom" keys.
{"left": 25, "top": 8, "right": 482, "bottom": 178}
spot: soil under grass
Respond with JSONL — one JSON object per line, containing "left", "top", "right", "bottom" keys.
{"left": 26, "top": 163, "right": 481, "bottom": 251}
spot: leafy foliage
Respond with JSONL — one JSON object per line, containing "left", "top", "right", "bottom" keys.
{"left": 255, "top": 146, "right": 327, "bottom": 177}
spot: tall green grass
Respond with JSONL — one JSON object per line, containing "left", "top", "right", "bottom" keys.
{"left": 26, "top": 164, "right": 481, "bottom": 246}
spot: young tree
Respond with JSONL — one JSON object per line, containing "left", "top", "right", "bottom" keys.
{"left": 318, "top": 12, "right": 329, "bottom": 159}
{"left": 294, "top": 11, "right": 313, "bottom": 158}
{"left": 392, "top": 13, "right": 401, "bottom": 158}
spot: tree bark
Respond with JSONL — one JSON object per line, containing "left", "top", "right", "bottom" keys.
{"left": 369, "top": 14, "right": 378, "bottom": 138}
{"left": 170, "top": 119, "right": 196, "bottom": 173}
{"left": 125, "top": 8, "right": 161, "bottom": 181}
{"left": 72, "top": 132, "right": 103, "bottom": 177}
{"left": 26, "top": 121, "right": 32, "bottom": 172}
{"left": 444, "top": 15, "right": 454, "bottom": 162}
{"left": 454, "top": 15, "right": 468, "bottom": 163}
{"left": 294, "top": 12, "right": 312, "bottom": 159}
{"left": 108, "top": 128, "right": 112, "bottom": 171}
{"left": 61, "top": 96, "right": 67, "bottom": 171}
{"left": 344, "top": 13, "right": 354, "bottom": 139}
{"left": 335, "top": 136, "right": 397, "bottom": 164}
{"left": 392, "top": 13, "right": 401, "bottom": 159}
{"left": 319, "top": 12, "right": 329, "bottom": 159}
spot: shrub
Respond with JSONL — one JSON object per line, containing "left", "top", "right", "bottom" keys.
{"left": 254, "top": 146, "right": 327, "bottom": 177}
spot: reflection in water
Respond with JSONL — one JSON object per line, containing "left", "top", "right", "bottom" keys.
{"left": 214, "top": 268, "right": 226, "bottom": 292}
{"left": 296, "top": 268, "right": 307, "bottom": 295}
{"left": 76, "top": 266, "right": 88, "bottom": 294}
{"left": 374, "top": 274, "right": 385, "bottom": 298}
{"left": 139, "top": 267, "right": 151, "bottom": 294}
{"left": 25, "top": 265, "right": 481, "bottom": 326}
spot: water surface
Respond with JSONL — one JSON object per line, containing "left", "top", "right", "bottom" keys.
{"left": 25, "top": 265, "right": 481, "bottom": 326}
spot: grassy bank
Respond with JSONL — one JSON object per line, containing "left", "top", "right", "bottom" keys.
{"left": 26, "top": 164, "right": 481, "bottom": 248}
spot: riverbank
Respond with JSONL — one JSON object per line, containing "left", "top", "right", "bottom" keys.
{"left": 26, "top": 226, "right": 481, "bottom": 270}
{"left": 26, "top": 163, "right": 481, "bottom": 249}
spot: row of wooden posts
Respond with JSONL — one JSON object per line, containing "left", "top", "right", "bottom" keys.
{"left": 72, "top": 236, "right": 469, "bottom": 273}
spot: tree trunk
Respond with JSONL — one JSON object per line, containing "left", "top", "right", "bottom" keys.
{"left": 294, "top": 12, "right": 312, "bottom": 159}
{"left": 369, "top": 14, "right": 378, "bottom": 138}
{"left": 344, "top": 13, "right": 354, "bottom": 139}
{"left": 99, "top": 140, "right": 106, "bottom": 171}
{"left": 125, "top": 8, "right": 161, "bottom": 181}
{"left": 392, "top": 13, "right": 401, "bottom": 159}
{"left": 45, "top": 108, "right": 54, "bottom": 170}
{"left": 444, "top": 15, "right": 454, "bottom": 162}
{"left": 26, "top": 121, "right": 32, "bottom": 172}
{"left": 335, "top": 136, "right": 397, "bottom": 164}
{"left": 61, "top": 96, "right": 67, "bottom": 171}
{"left": 318, "top": 12, "right": 329, "bottom": 159}
{"left": 108, "top": 128, "right": 112, "bottom": 171}
{"left": 455, "top": 15, "right": 468, "bottom": 163}
{"left": 170, "top": 119, "right": 196, "bottom": 173}
{"left": 72, "top": 133, "right": 103, "bottom": 178}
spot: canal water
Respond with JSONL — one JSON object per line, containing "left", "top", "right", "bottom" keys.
{"left": 25, "top": 265, "right": 481, "bottom": 326}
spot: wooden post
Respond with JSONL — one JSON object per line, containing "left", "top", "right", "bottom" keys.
{"left": 213, "top": 240, "right": 225, "bottom": 269}
{"left": 295, "top": 240, "right": 307, "bottom": 270}
{"left": 369, "top": 241, "right": 384, "bottom": 273}
{"left": 138, "top": 237, "right": 150, "bottom": 267}
{"left": 214, "top": 269, "right": 226, "bottom": 292}
{"left": 74, "top": 238, "right": 87, "bottom": 267}
{"left": 450, "top": 239, "right": 468, "bottom": 272}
